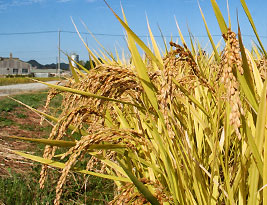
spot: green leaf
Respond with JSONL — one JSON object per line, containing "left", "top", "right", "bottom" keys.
{"left": 146, "top": 16, "right": 163, "bottom": 69}
{"left": 118, "top": 157, "right": 160, "bottom": 205}
{"left": 198, "top": 1, "right": 220, "bottom": 62}
{"left": 8, "top": 136, "right": 127, "bottom": 150}
{"left": 104, "top": 0, "right": 163, "bottom": 70}
{"left": 114, "top": 105, "right": 130, "bottom": 129}
{"left": 210, "top": 0, "right": 228, "bottom": 36}
{"left": 174, "top": 17, "right": 186, "bottom": 46}
{"left": 118, "top": 4, "right": 159, "bottom": 111}
{"left": 248, "top": 79, "right": 267, "bottom": 204}
{"left": 240, "top": 0, "right": 267, "bottom": 57}
{"left": 8, "top": 136, "right": 76, "bottom": 147}
{"left": 13, "top": 150, "right": 131, "bottom": 182}
{"left": 241, "top": 115, "right": 263, "bottom": 177}
{"left": 255, "top": 78, "right": 267, "bottom": 174}
{"left": 237, "top": 23, "right": 258, "bottom": 113}
{"left": 81, "top": 20, "right": 119, "bottom": 64}
{"left": 61, "top": 49, "right": 90, "bottom": 74}
{"left": 172, "top": 78, "right": 209, "bottom": 117}
{"left": 71, "top": 17, "right": 102, "bottom": 65}
{"left": 245, "top": 48, "right": 263, "bottom": 96}
{"left": 157, "top": 24, "right": 168, "bottom": 54}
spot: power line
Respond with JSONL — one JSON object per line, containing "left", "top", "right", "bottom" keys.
{"left": 0, "top": 50, "right": 54, "bottom": 53}
{"left": 0, "top": 31, "right": 58, "bottom": 35}
{"left": 0, "top": 30, "right": 266, "bottom": 38}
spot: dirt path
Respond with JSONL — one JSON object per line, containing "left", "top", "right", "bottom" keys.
{"left": 0, "top": 81, "right": 59, "bottom": 96}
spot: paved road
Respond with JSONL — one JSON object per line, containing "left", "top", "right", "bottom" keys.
{"left": 0, "top": 81, "right": 59, "bottom": 96}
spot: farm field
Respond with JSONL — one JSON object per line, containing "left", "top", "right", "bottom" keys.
{"left": 2, "top": 0, "right": 267, "bottom": 204}
{"left": 0, "top": 77, "right": 61, "bottom": 86}
{"left": 0, "top": 92, "right": 113, "bottom": 204}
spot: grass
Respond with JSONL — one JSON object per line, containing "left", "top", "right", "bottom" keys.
{"left": 0, "top": 77, "right": 61, "bottom": 86}
{"left": 0, "top": 167, "right": 114, "bottom": 204}
{"left": 0, "top": 167, "right": 56, "bottom": 205}
{"left": 0, "top": 116, "right": 14, "bottom": 128}
{"left": 0, "top": 92, "right": 48, "bottom": 111}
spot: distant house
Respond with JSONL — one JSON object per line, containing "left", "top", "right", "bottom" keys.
{"left": 31, "top": 68, "right": 58, "bottom": 78}
{"left": 0, "top": 53, "right": 33, "bottom": 75}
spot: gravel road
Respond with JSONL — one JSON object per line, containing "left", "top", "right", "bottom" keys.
{"left": 0, "top": 81, "right": 59, "bottom": 96}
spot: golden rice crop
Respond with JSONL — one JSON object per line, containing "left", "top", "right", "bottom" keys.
{"left": 8, "top": 0, "right": 267, "bottom": 204}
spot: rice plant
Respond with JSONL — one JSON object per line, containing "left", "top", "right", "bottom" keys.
{"left": 8, "top": 0, "right": 267, "bottom": 204}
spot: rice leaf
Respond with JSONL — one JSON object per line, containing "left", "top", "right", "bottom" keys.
{"left": 31, "top": 80, "right": 145, "bottom": 110}
{"left": 172, "top": 79, "right": 209, "bottom": 117}
{"left": 119, "top": 4, "right": 159, "bottom": 111}
{"left": 61, "top": 49, "right": 90, "bottom": 74}
{"left": 8, "top": 136, "right": 76, "bottom": 147}
{"left": 8, "top": 136, "right": 127, "bottom": 151}
{"left": 210, "top": 0, "right": 228, "bottom": 35}
{"left": 198, "top": 1, "right": 220, "bottom": 62}
{"left": 240, "top": 0, "right": 267, "bottom": 56}
{"left": 157, "top": 24, "right": 168, "bottom": 54}
{"left": 104, "top": 0, "right": 163, "bottom": 70}
{"left": 81, "top": 20, "right": 119, "bottom": 64}
{"left": 71, "top": 17, "right": 102, "bottom": 65}
{"left": 174, "top": 16, "right": 186, "bottom": 46}
{"left": 13, "top": 150, "right": 131, "bottom": 182}
{"left": 263, "top": 111, "right": 267, "bottom": 204}
{"left": 241, "top": 115, "right": 263, "bottom": 177}
{"left": 248, "top": 78, "right": 267, "bottom": 204}
{"left": 118, "top": 157, "right": 160, "bottom": 205}
{"left": 245, "top": 48, "right": 263, "bottom": 96}
{"left": 146, "top": 16, "right": 163, "bottom": 69}
{"left": 237, "top": 22, "right": 258, "bottom": 113}
{"left": 114, "top": 105, "right": 130, "bottom": 129}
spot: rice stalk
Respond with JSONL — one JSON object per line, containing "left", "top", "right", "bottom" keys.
{"left": 8, "top": 0, "right": 267, "bottom": 204}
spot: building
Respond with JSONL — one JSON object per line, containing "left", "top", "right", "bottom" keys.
{"left": 70, "top": 53, "right": 79, "bottom": 68}
{"left": 0, "top": 53, "right": 32, "bottom": 75}
{"left": 31, "top": 68, "right": 58, "bottom": 78}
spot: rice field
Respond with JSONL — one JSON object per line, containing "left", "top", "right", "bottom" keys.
{"left": 0, "top": 77, "right": 61, "bottom": 86}
{"left": 7, "top": 0, "right": 267, "bottom": 204}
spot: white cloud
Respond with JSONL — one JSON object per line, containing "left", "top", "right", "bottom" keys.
{"left": 0, "top": 0, "right": 44, "bottom": 10}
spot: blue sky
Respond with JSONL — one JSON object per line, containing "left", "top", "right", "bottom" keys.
{"left": 0, "top": 0, "right": 267, "bottom": 64}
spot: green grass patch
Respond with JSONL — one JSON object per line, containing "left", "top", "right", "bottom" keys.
{"left": 15, "top": 113, "right": 27, "bottom": 119}
{"left": 0, "top": 167, "right": 114, "bottom": 205}
{"left": 0, "top": 116, "right": 14, "bottom": 127}
{"left": 0, "top": 91, "right": 54, "bottom": 112}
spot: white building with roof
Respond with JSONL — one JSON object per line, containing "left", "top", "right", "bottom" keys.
{"left": 0, "top": 53, "right": 33, "bottom": 75}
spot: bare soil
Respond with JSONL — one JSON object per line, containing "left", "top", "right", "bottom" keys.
{"left": 0, "top": 107, "right": 51, "bottom": 177}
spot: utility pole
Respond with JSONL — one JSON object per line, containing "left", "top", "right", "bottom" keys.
{"left": 58, "top": 29, "right": 61, "bottom": 77}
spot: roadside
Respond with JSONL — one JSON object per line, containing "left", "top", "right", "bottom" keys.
{"left": 0, "top": 81, "right": 59, "bottom": 96}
